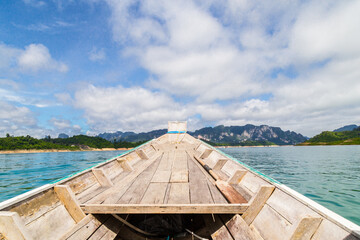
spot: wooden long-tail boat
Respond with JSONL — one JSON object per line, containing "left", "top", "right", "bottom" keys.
{"left": 0, "top": 121, "right": 359, "bottom": 240}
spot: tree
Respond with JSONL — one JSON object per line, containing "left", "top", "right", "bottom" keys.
{"left": 6, "top": 133, "right": 10, "bottom": 138}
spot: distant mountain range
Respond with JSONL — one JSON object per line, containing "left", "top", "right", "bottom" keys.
{"left": 97, "top": 124, "right": 307, "bottom": 146}
{"left": 333, "top": 124, "right": 359, "bottom": 132}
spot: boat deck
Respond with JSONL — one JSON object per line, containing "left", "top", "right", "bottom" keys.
{"left": 79, "top": 144, "right": 249, "bottom": 215}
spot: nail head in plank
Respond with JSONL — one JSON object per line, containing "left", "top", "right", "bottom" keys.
{"left": 0, "top": 211, "right": 33, "bottom": 240}
{"left": 290, "top": 217, "right": 322, "bottom": 240}
{"left": 54, "top": 185, "right": 86, "bottom": 223}
{"left": 81, "top": 204, "right": 249, "bottom": 214}
{"left": 92, "top": 168, "right": 113, "bottom": 187}
{"left": 228, "top": 169, "right": 247, "bottom": 185}
{"left": 215, "top": 180, "right": 248, "bottom": 204}
{"left": 242, "top": 185, "right": 275, "bottom": 225}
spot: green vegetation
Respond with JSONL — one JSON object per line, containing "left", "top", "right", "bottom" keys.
{"left": 298, "top": 127, "right": 360, "bottom": 145}
{"left": 0, "top": 135, "right": 79, "bottom": 151}
{"left": 0, "top": 134, "right": 145, "bottom": 151}
{"left": 202, "top": 139, "right": 276, "bottom": 146}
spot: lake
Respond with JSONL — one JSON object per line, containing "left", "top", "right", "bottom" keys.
{"left": 0, "top": 146, "right": 359, "bottom": 226}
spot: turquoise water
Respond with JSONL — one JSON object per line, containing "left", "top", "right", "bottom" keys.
{"left": 222, "top": 146, "right": 360, "bottom": 225}
{"left": 0, "top": 150, "right": 125, "bottom": 202}
{"left": 0, "top": 146, "right": 359, "bottom": 226}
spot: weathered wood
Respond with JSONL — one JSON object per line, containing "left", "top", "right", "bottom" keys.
{"left": 228, "top": 169, "right": 247, "bottom": 185}
{"left": 170, "top": 170, "right": 188, "bottom": 182}
{"left": 290, "top": 217, "right": 322, "bottom": 240}
{"left": 225, "top": 214, "right": 264, "bottom": 240}
{"left": 61, "top": 214, "right": 98, "bottom": 239}
{"left": 213, "top": 159, "right": 228, "bottom": 171}
{"left": 88, "top": 215, "right": 121, "bottom": 240}
{"left": 81, "top": 204, "right": 249, "bottom": 214}
{"left": 86, "top": 154, "right": 161, "bottom": 204}
{"left": 211, "top": 225, "right": 234, "bottom": 240}
{"left": 64, "top": 215, "right": 108, "bottom": 240}
{"left": 151, "top": 170, "right": 171, "bottom": 182}
{"left": 0, "top": 211, "right": 33, "bottom": 240}
{"left": 167, "top": 183, "right": 190, "bottom": 204}
{"left": 242, "top": 185, "right": 275, "bottom": 225}
{"left": 92, "top": 168, "right": 113, "bottom": 187}
{"left": 200, "top": 149, "right": 213, "bottom": 159}
{"left": 215, "top": 180, "right": 248, "bottom": 204}
{"left": 117, "top": 158, "right": 160, "bottom": 204}
{"left": 188, "top": 156, "right": 214, "bottom": 204}
{"left": 140, "top": 183, "right": 168, "bottom": 204}
{"left": 54, "top": 185, "right": 86, "bottom": 223}
{"left": 136, "top": 149, "right": 149, "bottom": 160}
{"left": 117, "top": 160, "right": 134, "bottom": 172}
{"left": 207, "top": 180, "right": 228, "bottom": 204}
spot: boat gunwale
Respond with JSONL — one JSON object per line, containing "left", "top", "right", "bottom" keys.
{"left": 198, "top": 139, "right": 360, "bottom": 237}
{"left": 0, "top": 139, "right": 155, "bottom": 210}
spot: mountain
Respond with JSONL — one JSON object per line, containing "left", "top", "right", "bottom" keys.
{"left": 98, "top": 124, "right": 307, "bottom": 145}
{"left": 58, "top": 133, "right": 69, "bottom": 139}
{"left": 299, "top": 126, "right": 360, "bottom": 145}
{"left": 333, "top": 124, "right": 358, "bottom": 132}
{"left": 190, "top": 124, "right": 306, "bottom": 145}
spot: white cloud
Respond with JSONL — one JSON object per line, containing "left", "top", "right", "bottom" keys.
{"left": 18, "top": 44, "right": 68, "bottom": 72}
{"left": 89, "top": 47, "right": 106, "bottom": 61}
{"left": 73, "top": 84, "right": 189, "bottom": 132}
{"left": 99, "top": 0, "right": 360, "bottom": 136}
{"left": 48, "top": 117, "right": 83, "bottom": 136}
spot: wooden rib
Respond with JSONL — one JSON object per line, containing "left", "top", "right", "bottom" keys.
{"left": 290, "top": 217, "right": 322, "bottom": 240}
{"left": 54, "top": 185, "right": 86, "bottom": 223}
{"left": 242, "top": 185, "right": 275, "bottom": 225}
{"left": 81, "top": 204, "right": 249, "bottom": 214}
{"left": 0, "top": 211, "right": 33, "bottom": 240}
{"left": 118, "top": 160, "right": 133, "bottom": 172}
{"left": 228, "top": 169, "right": 247, "bottom": 185}
{"left": 215, "top": 180, "right": 248, "bottom": 204}
{"left": 136, "top": 149, "right": 149, "bottom": 160}
{"left": 200, "top": 149, "right": 213, "bottom": 159}
{"left": 213, "top": 159, "right": 228, "bottom": 171}
{"left": 225, "top": 214, "right": 264, "bottom": 240}
{"left": 92, "top": 168, "right": 113, "bottom": 187}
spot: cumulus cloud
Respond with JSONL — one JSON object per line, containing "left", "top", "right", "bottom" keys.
{"left": 73, "top": 84, "right": 189, "bottom": 132}
{"left": 95, "top": 0, "right": 360, "bottom": 136}
{"left": 18, "top": 44, "right": 68, "bottom": 72}
{"left": 48, "top": 117, "right": 82, "bottom": 136}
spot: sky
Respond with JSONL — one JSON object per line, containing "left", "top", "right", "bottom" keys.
{"left": 1, "top": 0, "right": 360, "bottom": 138}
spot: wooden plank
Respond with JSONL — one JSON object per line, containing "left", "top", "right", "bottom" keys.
{"left": 61, "top": 214, "right": 98, "bottom": 239}
{"left": 173, "top": 150, "right": 188, "bottom": 171}
{"left": 242, "top": 185, "right": 275, "bottom": 225}
{"left": 225, "top": 214, "right": 263, "bottom": 240}
{"left": 290, "top": 217, "right": 322, "bottom": 240}
{"left": 92, "top": 168, "right": 113, "bottom": 187}
{"left": 170, "top": 170, "right": 188, "bottom": 182}
{"left": 203, "top": 214, "right": 228, "bottom": 239}
{"left": 215, "top": 180, "right": 247, "bottom": 204}
{"left": 140, "top": 183, "right": 168, "bottom": 204}
{"left": 228, "top": 169, "right": 247, "bottom": 185}
{"left": 0, "top": 211, "right": 33, "bottom": 240}
{"left": 211, "top": 225, "right": 234, "bottom": 240}
{"left": 65, "top": 215, "right": 108, "bottom": 240}
{"left": 157, "top": 151, "right": 173, "bottom": 171}
{"left": 167, "top": 183, "right": 190, "bottom": 204}
{"left": 151, "top": 170, "right": 171, "bottom": 182}
{"left": 188, "top": 156, "right": 214, "bottom": 204}
{"left": 207, "top": 180, "right": 228, "bottom": 204}
{"left": 88, "top": 215, "right": 121, "bottom": 240}
{"left": 117, "top": 158, "right": 160, "bottom": 204}
{"left": 54, "top": 185, "right": 86, "bottom": 223}
{"left": 81, "top": 204, "right": 249, "bottom": 214}
{"left": 86, "top": 153, "right": 161, "bottom": 204}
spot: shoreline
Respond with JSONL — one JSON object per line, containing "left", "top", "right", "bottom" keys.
{"left": 0, "top": 148, "right": 133, "bottom": 155}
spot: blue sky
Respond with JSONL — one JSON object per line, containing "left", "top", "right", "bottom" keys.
{"left": 1, "top": 0, "right": 360, "bottom": 138}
